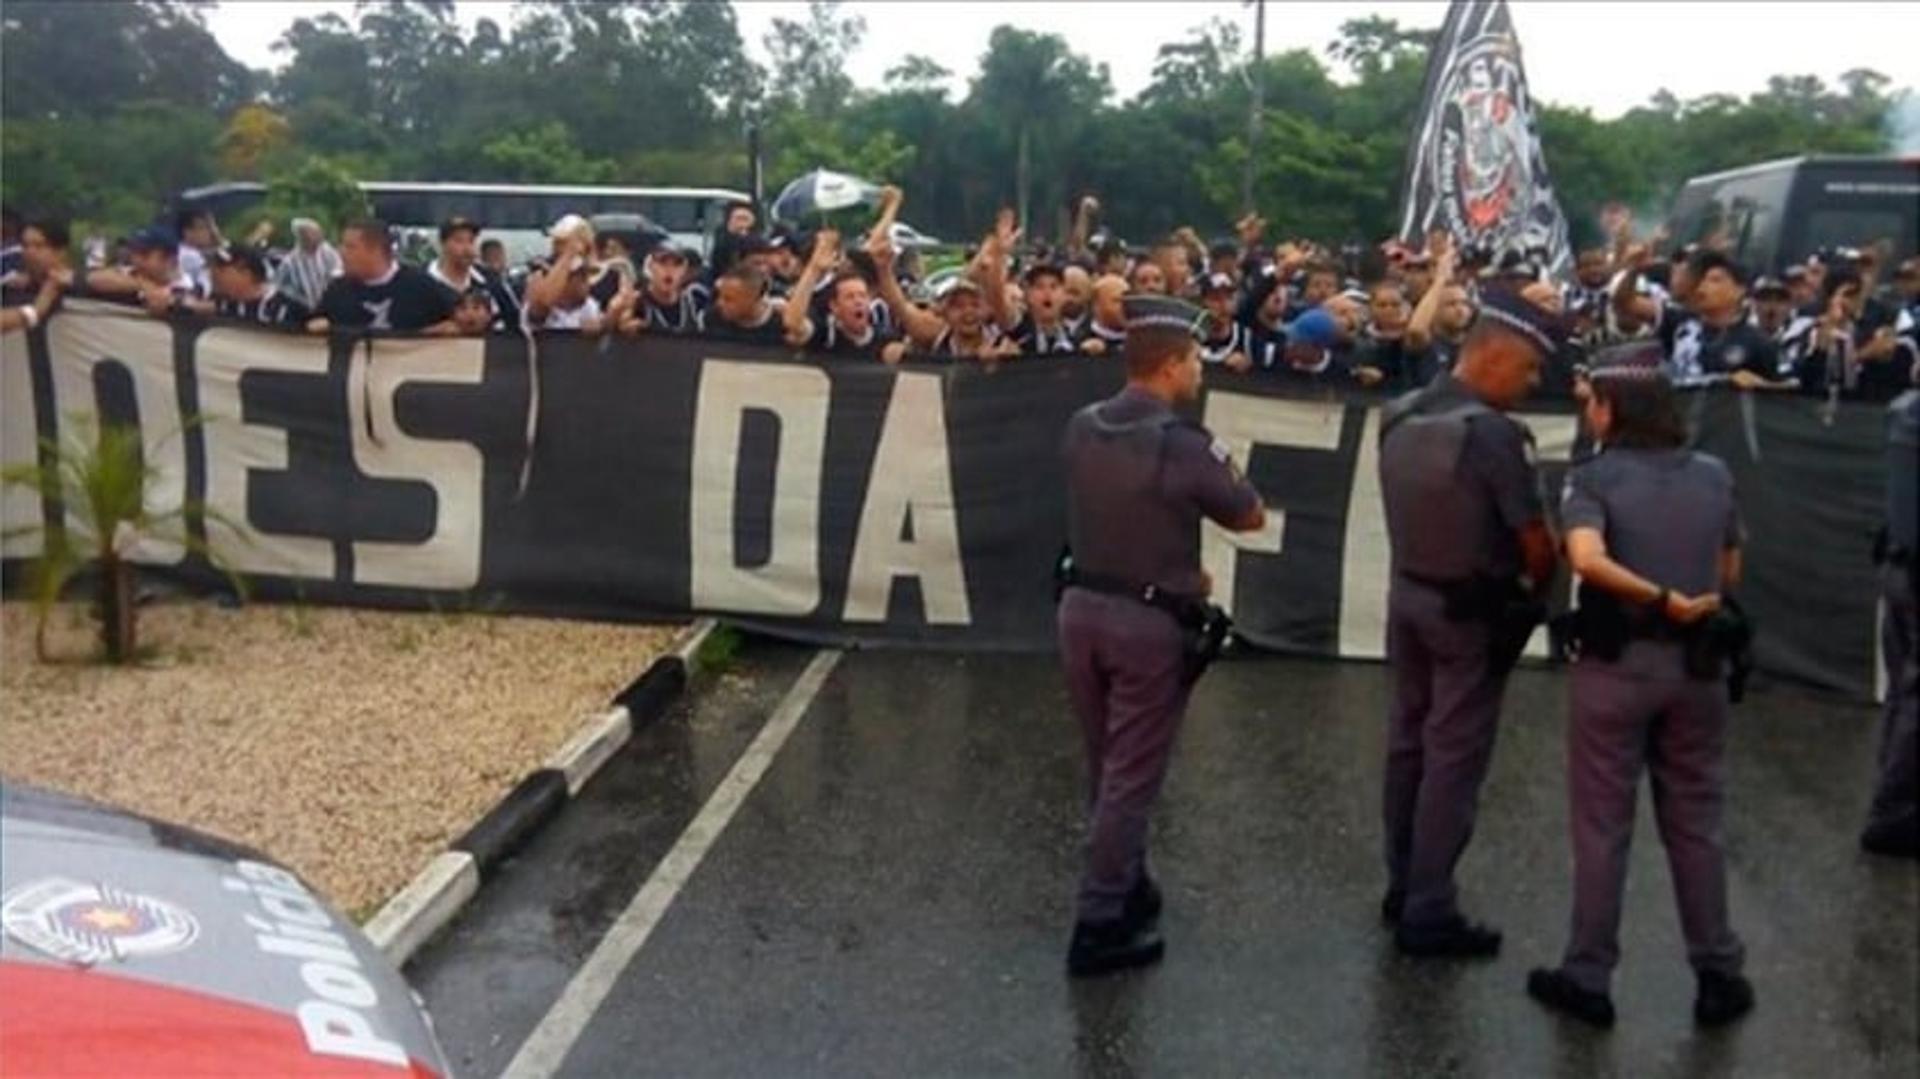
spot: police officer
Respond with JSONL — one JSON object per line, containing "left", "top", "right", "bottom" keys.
{"left": 1378, "top": 289, "right": 1562, "bottom": 958}
{"left": 1057, "top": 294, "right": 1266, "bottom": 977}
{"left": 1526, "top": 347, "right": 1754, "bottom": 1028}
{"left": 1862, "top": 383, "right": 1919, "bottom": 859}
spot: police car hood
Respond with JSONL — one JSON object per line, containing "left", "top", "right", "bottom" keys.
{"left": 0, "top": 783, "right": 449, "bottom": 1078}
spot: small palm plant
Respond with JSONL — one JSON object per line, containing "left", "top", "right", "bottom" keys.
{"left": 3, "top": 415, "right": 242, "bottom": 663}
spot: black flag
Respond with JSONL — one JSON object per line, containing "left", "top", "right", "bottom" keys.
{"left": 1397, "top": 0, "right": 1572, "bottom": 276}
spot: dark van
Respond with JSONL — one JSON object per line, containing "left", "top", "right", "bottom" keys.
{"left": 1665, "top": 155, "right": 1919, "bottom": 272}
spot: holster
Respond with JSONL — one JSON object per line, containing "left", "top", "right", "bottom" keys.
{"left": 1687, "top": 596, "right": 1756, "bottom": 702}
{"left": 1421, "top": 574, "right": 1544, "bottom": 676}
{"left": 1055, "top": 550, "right": 1232, "bottom": 688}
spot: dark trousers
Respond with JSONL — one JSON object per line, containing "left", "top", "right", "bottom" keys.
{"left": 1560, "top": 656, "right": 1746, "bottom": 993}
{"left": 1384, "top": 579, "right": 1508, "bottom": 927}
{"left": 1870, "top": 562, "right": 1919, "bottom": 837}
{"left": 1058, "top": 588, "right": 1191, "bottom": 924}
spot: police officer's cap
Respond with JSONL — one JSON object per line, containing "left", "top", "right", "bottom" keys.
{"left": 1122, "top": 293, "right": 1206, "bottom": 339}
{"left": 1587, "top": 343, "right": 1669, "bottom": 385}
{"left": 1474, "top": 287, "right": 1568, "bottom": 358}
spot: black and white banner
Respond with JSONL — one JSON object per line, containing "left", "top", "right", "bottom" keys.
{"left": 0, "top": 305, "right": 1890, "bottom": 699}
{"left": 1398, "top": 0, "right": 1573, "bottom": 276}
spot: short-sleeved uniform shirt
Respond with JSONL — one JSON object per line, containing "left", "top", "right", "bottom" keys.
{"left": 1407, "top": 375, "right": 1545, "bottom": 580}
{"left": 1064, "top": 385, "right": 1261, "bottom": 598}
{"left": 1561, "top": 446, "right": 1741, "bottom": 672}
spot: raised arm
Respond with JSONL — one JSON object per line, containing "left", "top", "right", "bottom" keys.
{"left": 867, "top": 236, "right": 946, "bottom": 348}
{"left": 1405, "top": 237, "right": 1457, "bottom": 352}
{"left": 979, "top": 209, "right": 1018, "bottom": 332}
{"left": 1068, "top": 196, "right": 1098, "bottom": 261}
{"left": 784, "top": 227, "right": 840, "bottom": 347}
{"left": 1610, "top": 241, "right": 1662, "bottom": 331}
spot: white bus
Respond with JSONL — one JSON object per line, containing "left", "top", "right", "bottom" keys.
{"left": 174, "top": 180, "right": 752, "bottom": 264}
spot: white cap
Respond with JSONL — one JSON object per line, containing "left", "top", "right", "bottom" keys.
{"left": 548, "top": 213, "right": 592, "bottom": 239}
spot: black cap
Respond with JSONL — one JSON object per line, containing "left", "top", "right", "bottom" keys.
{"left": 1474, "top": 288, "right": 1568, "bottom": 357}
{"left": 210, "top": 244, "right": 266, "bottom": 279}
{"left": 1200, "top": 272, "right": 1237, "bottom": 296}
{"left": 439, "top": 216, "right": 482, "bottom": 241}
{"left": 1122, "top": 293, "right": 1206, "bottom": 338}
{"left": 1022, "top": 261, "right": 1065, "bottom": 285}
{"left": 737, "top": 234, "right": 774, "bottom": 257}
{"left": 1207, "top": 237, "right": 1239, "bottom": 258}
{"left": 1687, "top": 249, "right": 1749, "bottom": 287}
{"left": 1751, "top": 275, "right": 1789, "bottom": 298}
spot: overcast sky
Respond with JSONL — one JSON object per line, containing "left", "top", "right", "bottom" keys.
{"left": 208, "top": 1, "right": 1918, "bottom": 120}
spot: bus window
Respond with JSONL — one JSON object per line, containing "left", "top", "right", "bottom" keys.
{"left": 1803, "top": 208, "right": 1910, "bottom": 258}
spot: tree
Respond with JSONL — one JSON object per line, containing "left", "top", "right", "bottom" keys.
{"left": 219, "top": 104, "right": 295, "bottom": 179}
{"left": 884, "top": 55, "right": 951, "bottom": 96}
{"left": 966, "top": 27, "right": 1111, "bottom": 236}
{"left": 1326, "top": 15, "right": 1435, "bottom": 79}
{"left": 478, "top": 122, "right": 617, "bottom": 184}
{"left": 763, "top": 0, "right": 866, "bottom": 118}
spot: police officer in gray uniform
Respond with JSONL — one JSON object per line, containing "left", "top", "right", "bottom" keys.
{"left": 1527, "top": 347, "right": 1754, "bottom": 1028}
{"left": 1058, "top": 293, "right": 1266, "bottom": 977}
{"left": 1378, "top": 289, "right": 1562, "bottom": 958}
{"left": 1862, "top": 383, "right": 1919, "bottom": 859}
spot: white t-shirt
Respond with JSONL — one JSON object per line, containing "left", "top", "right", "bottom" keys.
{"left": 526, "top": 295, "right": 602, "bottom": 331}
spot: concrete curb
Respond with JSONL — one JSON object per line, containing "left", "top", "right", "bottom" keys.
{"left": 365, "top": 618, "right": 721, "bottom": 966}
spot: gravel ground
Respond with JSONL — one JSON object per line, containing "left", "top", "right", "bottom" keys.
{"left": 0, "top": 601, "right": 678, "bottom": 919}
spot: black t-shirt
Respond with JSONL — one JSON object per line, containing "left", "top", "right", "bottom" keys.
{"left": 1655, "top": 303, "right": 1779, "bottom": 384}
{"left": 215, "top": 289, "right": 310, "bottom": 328}
{"left": 702, "top": 301, "right": 790, "bottom": 346}
{"left": 318, "top": 265, "right": 458, "bottom": 331}
{"left": 1010, "top": 313, "right": 1084, "bottom": 355}
{"left": 639, "top": 284, "right": 709, "bottom": 333}
{"left": 807, "top": 316, "right": 899, "bottom": 357}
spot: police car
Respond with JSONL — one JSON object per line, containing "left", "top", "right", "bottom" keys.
{"left": 0, "top": 782, "right": 453, "bottom": 1077}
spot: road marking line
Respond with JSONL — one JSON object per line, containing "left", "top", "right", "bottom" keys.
{"left": 499, "top": 648, "right": 844, "bottom": 1079}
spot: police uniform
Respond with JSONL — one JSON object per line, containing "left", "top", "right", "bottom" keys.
{"left": 1377, "top": 291, "right": 1561, "bottom": 955}
{"left": 1526, "top": 351, "right": 1752, "bottom": 1027}
{"left": 1058, "top": 294, "right": 1261, "bottom": 976}
{"left": 1863, "top": 388, "right": 1920, "bottom": 857}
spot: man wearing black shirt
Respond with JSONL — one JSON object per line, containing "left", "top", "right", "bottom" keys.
{"left": 1613, "top": 248, "right": 1781, "bottom": 388}
{"left": 619, "top": 243, "right": 709, "bottom": 335}
{"left": 308, "top": 219, "right": 459, "bottom": 334}
{"left": 1001, "top": 263, "right": 1087, "bottom": 355}
{"left": 428, "top": 216, "right": 519, "bottom": 332}
{"left": 210, "top": 246, "right": 309, "bottom": 328}
{"left": 702, "top": 264, "right": 790, "bottom": 346}
{"left": 1199, "top": 272, "right": 1254, "bottom": 371}
{"left": 782, "top": 228, "right": 904, "bottom": 361}
{"left": 1784, "top": 267, "right": 1911, "bottom": 402}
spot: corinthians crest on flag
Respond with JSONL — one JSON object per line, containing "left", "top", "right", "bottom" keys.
{"left": 1398, "top": 0, "right": 1572, "bottom": 276}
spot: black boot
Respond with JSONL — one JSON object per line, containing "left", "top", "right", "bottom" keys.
{"left": 1380, "top": 890, "right": 1405, "bottom": 926}
{"left": 1694, "top": 970, "right": 1755, "bottom": 1027}
{"left": 1395, "top": 915, "right": 1502, "bottom": 958}
{"left": 1526, "top": 967, "right": 1616, "bottom": 1028}
{"left": 1067, "top": 919, "right": 1165, "bottom": 978}
{"left": 1860, "top": 819, "right": 1920, "bottom": 859}
{"left": 1125, "top": 874, "right": 1163, "bottom": 931}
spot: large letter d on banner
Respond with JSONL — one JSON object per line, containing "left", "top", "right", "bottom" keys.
{"left": 689, "top": 362, "right": 829, "bottom": 614}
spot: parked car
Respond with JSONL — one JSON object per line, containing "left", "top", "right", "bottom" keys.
{"left": 0, "top": 782, "right": 452, "bottom": 1078}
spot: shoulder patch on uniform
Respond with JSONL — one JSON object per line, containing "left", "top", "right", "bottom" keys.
{"left": 1209, "top": 437, "right": 1231, "bottom": 464}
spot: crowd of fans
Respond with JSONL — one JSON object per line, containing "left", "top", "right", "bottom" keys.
{"left": 2, "top": 192, "right": 1916, "bottom": 403}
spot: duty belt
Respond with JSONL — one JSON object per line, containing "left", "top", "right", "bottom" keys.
{"left": 1063, "top": 567, "right": 1209, "bottom": 627}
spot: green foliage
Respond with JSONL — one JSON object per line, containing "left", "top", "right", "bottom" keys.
{"left": 229, "top": 156, "right": 372, "bottom": 240}
{"left": 0, "top": 2, "right": 1906, "bottom": 254}
{"left": 478, "top": 122, "right": 617, "bottom": 185}
{"left": 3, "top": 414, "right": 245, "bottom": 664}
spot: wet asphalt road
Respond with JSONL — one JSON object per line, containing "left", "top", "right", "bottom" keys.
{"left": 411, "top": 637, "right": 1918, "bottom": 1078}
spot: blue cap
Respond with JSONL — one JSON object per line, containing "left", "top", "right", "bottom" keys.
{"left": 1284, "top": 307, "right": 1340, "bottom": 348}
{"left": 127, "top": 225, "right": 177, "bottom": 253}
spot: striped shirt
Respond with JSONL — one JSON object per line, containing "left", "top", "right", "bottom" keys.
{"left": 1199, "top": 322, "right": 1253, "bottom": 365}
{"left": 641, "top": 283, "right": 710, "bottom": 333}
{"left": 275, "top": 243, "right": 342, "bottom": 311}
